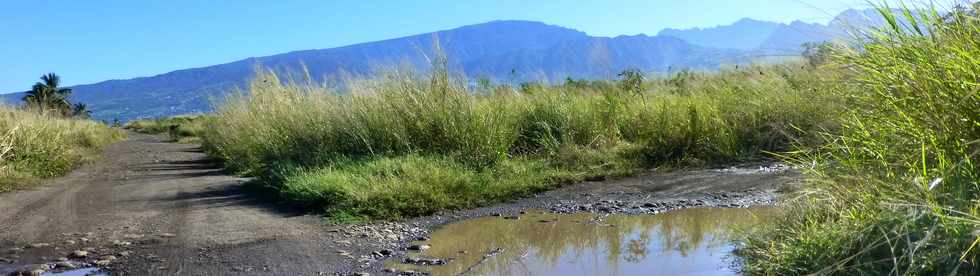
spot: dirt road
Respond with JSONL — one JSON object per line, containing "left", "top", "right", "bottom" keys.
{"left": 0, "top": 133, "right": 799, "bottom": 275}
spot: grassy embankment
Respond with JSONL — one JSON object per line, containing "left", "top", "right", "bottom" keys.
{"left": 199, "top": 61, "right": 843, "bottom": 220}
{"left": 740, "top": 6, "right": 980, "bottom": 275}
{"left": 124, "top": 115, "right": 206, "bottom": 143}
{"left": 0, "top": 107, "right": 125, "bottom": 192}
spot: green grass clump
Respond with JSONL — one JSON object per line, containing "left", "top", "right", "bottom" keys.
{"left": 740, "top": 5, "right": 980, "bottom": 275}
{"left": 125, "top": 115, "right": 205, "bottom": 143}
{"left": 271, "top": 154, "right": 562, "bottom": 219}
{"left": 0, "top": 106, "right": 125, "bottom": 192}
{"left": 201, "top": 61, "right": 841, "bottom": 219}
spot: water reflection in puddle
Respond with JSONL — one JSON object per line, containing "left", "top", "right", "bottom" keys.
{"left": 0, "top": 265, "right": 106, "bottom": 276}
{"left": 387, "top": 207, "right": 773, "bottom": 276}
{"left": 43, "top": 268, "right": 106, "bottom": 276}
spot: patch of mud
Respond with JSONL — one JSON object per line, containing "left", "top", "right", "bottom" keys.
{"left": 382, "top": 208, "right": 774, "bottom": 276}
{"left": 545, "top": 189, "right": 775, "bottom": 214}
{"left": 338, "top": 164, "right": 797, "bottom": 275}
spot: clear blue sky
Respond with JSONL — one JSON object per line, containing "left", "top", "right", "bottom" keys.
{"left": 1, "top": 0, "right": 873, "bottom": 92}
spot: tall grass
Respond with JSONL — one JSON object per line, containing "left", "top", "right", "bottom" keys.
{"left": 201, "top": 62, "right": 842, "bottom": 219}
{"left": 0, "top": 106, "right": 125, "bottom": 192}
{"left": 740, "top": 5, "right": 980, "bottom": 275}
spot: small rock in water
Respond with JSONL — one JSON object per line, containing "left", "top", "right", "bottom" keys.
{"left": 70, "top": 250, "right": 89, "bottom": 258}
{"left": 378, "top": 249, "right": 393, "bottom": 256}
{"left": 27, "top": 243, "right": 50, "bottom": 249}
{"left": 54, "top": 261, "right": 76, "bottom": 269}
{"left": 406, "top": 244, "right": 430, "bottom": 251}
{"left": 160, "top": 233, "right": 176, "bottom": 238}
{"left": 402, "top": 257, "right": 448, "bottom": 266}
{"left": 15, "top": 265, "right": 48, "bottom": 276}
{"left": 94, "top": 259, "right": 113, "bottom": 266}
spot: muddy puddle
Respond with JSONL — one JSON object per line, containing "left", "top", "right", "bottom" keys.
{"left": 0, "top": 262, "right": 106, "bottom": 276}
{"left": 386, "top": 207, "right": 774, "bottom": 275}
{"left": 43, "top": 268, "right": 106, "bottom": 276}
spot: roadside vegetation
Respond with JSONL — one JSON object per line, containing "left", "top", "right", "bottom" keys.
{"left": 125, "top": 115, "right": 205, "bottom": 143}
{"left": 200, "top": 59, "right": 842, "bottom": 219}
{"left": 740, "top": 5, "right": 980, "bottom": 275}
{"left": 0, "top": 74, "right": 124, "bottom": 192}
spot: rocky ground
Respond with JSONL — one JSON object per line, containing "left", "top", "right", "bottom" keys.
{"left": 0, "top": 133, "right": 798, "bottom": 276}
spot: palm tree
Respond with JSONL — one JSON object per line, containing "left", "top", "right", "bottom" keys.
{"left": 23, "top": 73, "right": 72, "bottom": 115}
{"left": 71, "top": 103, "right": 91, "bottom": 119}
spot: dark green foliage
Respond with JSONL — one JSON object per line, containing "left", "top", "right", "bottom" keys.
{"left": 71, "top": 103, "right": 91, "bottom": 119}
{"left": 23, "top": 73, "right": 73, "bottom": 116}
{"left": 21, "top": 73, "right": 94, "bottom": 120}
{"left": 617, "top": 68, "right": 644, "bottom": 95}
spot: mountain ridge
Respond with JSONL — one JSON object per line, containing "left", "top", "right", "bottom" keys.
{"left": 4, "top": 11, "right": 893, "bottom": 121}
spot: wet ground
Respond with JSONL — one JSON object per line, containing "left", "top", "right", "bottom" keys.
{"left": 43, "top": 268, "right": 105, "bottom": 276}
{"left": 0, "top": 133, "right": 799, "bottom": 275}
{"left": 385, "top": 208, "right": 773, "bottom": 276}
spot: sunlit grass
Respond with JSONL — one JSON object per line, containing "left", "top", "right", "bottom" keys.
{"left": 201, "top": 61, "right": 841, "bottom": 219}
{"left": 740, "top": 4, "right": 980, "bottom": 275}
{"left": 0, "top": 106, "right": 125, "bottom": 192}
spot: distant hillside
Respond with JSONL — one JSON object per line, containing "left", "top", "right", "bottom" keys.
{"left": 2, "top": 21, "right": 748, "bottom": 121}
{"left": 3, "top": 9, "right": 902, "bottom": 122}
{"left": 658, "top": 8, "right": 906, "bottom": 55}
{"left": 659, "top": 18, "right": 784, "bottom": 51}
